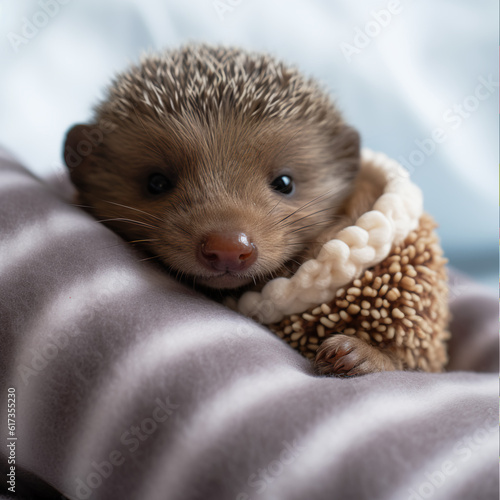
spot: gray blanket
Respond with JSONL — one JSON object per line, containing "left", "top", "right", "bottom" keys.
{"left": 0, "top": 149, "right": 498, "bottom": 500}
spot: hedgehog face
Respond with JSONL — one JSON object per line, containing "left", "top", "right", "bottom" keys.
{"left": 64, "top": 45, "right": 360, "bottom": 291}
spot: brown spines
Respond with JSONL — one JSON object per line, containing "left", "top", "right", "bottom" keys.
{"left": 271, "top": 213, "right": 450, "bottom": 372}
{"left": 94, "top": 44, "right": 343, "bottom": 132}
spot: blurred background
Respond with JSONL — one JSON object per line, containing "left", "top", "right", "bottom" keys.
{"left": 0, "top": 0, "right": 498, "bottom": 288}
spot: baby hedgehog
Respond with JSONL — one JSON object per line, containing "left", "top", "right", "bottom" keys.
{"left": 64, "top": 44, "right": 365, "bottom": 370}
{"left": 64, "top": 44, "right": 360, "bottom": 290}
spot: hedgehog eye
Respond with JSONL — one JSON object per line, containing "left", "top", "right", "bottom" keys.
{"left": 270, "top": 175, "right": 294, "bottom": 195}
{"left": 147, "top": 173, "right": 171, "bottom": 195}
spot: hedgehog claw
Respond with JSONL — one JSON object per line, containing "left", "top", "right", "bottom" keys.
{"left": 314, "top": 334, "right": 397, "bottom": 377}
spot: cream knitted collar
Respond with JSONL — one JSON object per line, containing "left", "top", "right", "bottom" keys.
{"left": 235, "top": 149, "right": 423, "bottom": 324}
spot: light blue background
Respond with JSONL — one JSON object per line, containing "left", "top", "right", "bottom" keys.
{"left": 0, "top": 0, "right": 497, "bottom": 288}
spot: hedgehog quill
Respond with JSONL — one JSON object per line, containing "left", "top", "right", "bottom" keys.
{"left": 64, "top": 44, "right": 449, "bottom": 376}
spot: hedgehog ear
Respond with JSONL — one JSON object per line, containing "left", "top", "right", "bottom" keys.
{"left": 334, "top": 125, "right": 361, "bottom": 177}
{"left": 63, "top": 123, "right": 100, "bottom": 188}
{"left": 337, "top": 125, "right": 360, "bottom": 159}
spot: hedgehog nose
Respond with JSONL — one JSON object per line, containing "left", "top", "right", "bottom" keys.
{"left": 199, "top": 232, "right": 257, "bottom": 273}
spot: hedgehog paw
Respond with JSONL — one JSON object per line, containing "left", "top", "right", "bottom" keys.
{"left": 314, "top": 334, "right": 397, "bottom": 377}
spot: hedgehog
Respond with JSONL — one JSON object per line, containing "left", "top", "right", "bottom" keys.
{"left": 63, "top": 44, "right": 449, "bottom": 376}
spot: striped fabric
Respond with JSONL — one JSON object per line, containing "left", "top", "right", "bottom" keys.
{"left": 0, "top": 149, "right": 497, "bottom": 500}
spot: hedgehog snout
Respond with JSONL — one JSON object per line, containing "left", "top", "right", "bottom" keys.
{"left": 197, "top": 231, "right": 257, "bottom": 273}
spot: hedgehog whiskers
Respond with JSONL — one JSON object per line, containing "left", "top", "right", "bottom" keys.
{"left": 102, "top": 200, "right": 165, "bottom": 223}
{"left": 281, "top": 207, "right": 338, "bottom": 229}
{"left": 273, "top": 187, "right": 340, "bottom": 228}
{"left": 285, "top": 219, "right": 334, "bottom": 236}
{"left": 96, "top": 218, "right": 160, "bottom": 230}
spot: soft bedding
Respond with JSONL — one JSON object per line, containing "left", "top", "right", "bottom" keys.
{"left": 0, "top": 148, "right": 498, "bottom": 500}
